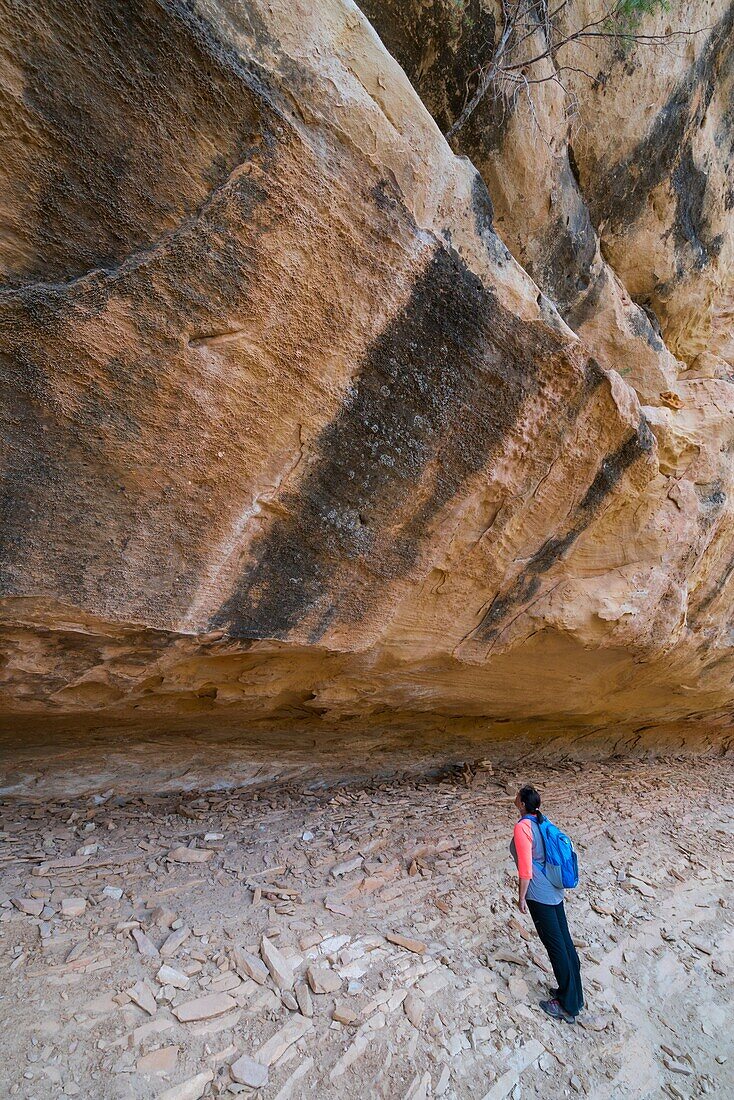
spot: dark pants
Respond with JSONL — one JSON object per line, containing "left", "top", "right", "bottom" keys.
{"left": 527, "top": 899, "right": 584, "bottom": 1016}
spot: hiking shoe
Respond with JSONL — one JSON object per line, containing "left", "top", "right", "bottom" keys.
{"left": 550, "top": 988, "right": 585, "bottom": 1011}
{"left": 539, "top": 998, "right": 576, "bottom": 1024}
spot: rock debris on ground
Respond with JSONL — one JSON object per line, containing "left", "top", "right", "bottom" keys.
{"left": 0, "top": 756, "right": 732, "bottom": 1098}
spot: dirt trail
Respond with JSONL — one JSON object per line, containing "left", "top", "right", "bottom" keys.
{"left": 1, "top": 752, "right": 732, "bottom": 1099}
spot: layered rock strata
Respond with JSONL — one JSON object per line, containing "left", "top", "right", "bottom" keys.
{"left": 0, "top": 0, "right": 732, "bottom": 734}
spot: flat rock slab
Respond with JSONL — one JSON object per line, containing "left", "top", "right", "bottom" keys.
{"left": 261, "top": 935, "right": 294, "bottom": 990}
{"left": 128, "top": 981, "right": 157, "bottom": 1016}
{"left": 157, "top": 965, "right": 190, "bottom": 989}
{"left": 158, "top": 1071, "right": 213, "bottom": 1100}
{"left": 295, "top": 982, "right": 314, "bottom": 1017}
{"left": 172, "top": 993, "right": 237, "bottom": 1022}
{"left": 480, "top": 1039, "right": 544, "bottom": 1100}
{"left": 136, "top": 1045, "right": 178, "bottom": 1074}
{"left": 12, "top": 898, "right": 44, "bottom": 916}
{"left": 132, "top": 927, "right": 159, "bottom": 957}
{"left": 232, "top": 947, "right": 269, "bottom": 985}
{"left": 230, "top": 1054, "right": 269, "bottom": 1087}
{"left": 306, "top": 964, "right": 342, "bottom": 994}
{"left": 160, "top": 926, "right": 191, "bottom": 957}
{"left": 386, "top": 933, "right": 427, "bottom": 955}
{"left": 256, "top": 1014, "right": 313, "bottom": 1066}
{"left": 61, "top": 898, "right": 87, "bottom": 918}
{"left": 167, "top": 847, "right": 214, "bottom": 863}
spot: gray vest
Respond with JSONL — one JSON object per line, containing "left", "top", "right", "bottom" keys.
{"left": 510, "top": 817, "right": 564, "bottom": 905}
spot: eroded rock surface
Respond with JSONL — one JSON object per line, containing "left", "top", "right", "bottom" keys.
{"left": 1, "top": 0, "right": 733, "bottom": 736}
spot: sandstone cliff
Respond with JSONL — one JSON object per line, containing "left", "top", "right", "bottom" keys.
{"left": 1, "top": 0, "right": 732, "bottom": 737}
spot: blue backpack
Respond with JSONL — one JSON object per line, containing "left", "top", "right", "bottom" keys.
{"left": 527, "top": 815, "right": 579, "bottom": 889}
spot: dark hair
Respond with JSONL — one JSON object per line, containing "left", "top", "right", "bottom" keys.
{"left": 518, "top": 784, "right": 544, "bottom": 823}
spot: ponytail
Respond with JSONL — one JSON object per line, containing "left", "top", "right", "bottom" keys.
{"left": 518, "top": 784, "right": 544, "bottom": 823}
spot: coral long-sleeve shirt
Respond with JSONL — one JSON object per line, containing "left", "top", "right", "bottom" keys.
{"left": 510, "top": 816, "right": 564, "bottom": 904}
{"left": 513, "top": 818, "right": 535, "bottom": 880}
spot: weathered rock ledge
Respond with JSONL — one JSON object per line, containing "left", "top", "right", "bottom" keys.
{"left": 1, "top": 0, "right": 732, "bottom": 739}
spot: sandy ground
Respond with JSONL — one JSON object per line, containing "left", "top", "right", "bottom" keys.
{"left": 0, "top": 743, "right": 732, "bottom": 1099}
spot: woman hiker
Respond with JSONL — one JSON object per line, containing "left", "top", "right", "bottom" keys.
{"left": 510, "top": 783, "right": 584, "bottom": 1023}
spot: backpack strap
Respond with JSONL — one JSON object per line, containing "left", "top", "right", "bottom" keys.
{"left": 521, "top": 815, "right": 548, "bottom": 873}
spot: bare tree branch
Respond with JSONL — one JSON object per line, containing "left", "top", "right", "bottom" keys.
{"left": 445, "top": 0, "right": 705, "bottom": 141}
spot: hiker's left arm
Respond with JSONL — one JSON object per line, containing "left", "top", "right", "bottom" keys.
{"left": 513, "top": 820, "right": 533, "bottom": 914}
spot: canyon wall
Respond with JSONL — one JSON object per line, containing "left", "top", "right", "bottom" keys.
{"left": 1, "top": 0, "right": 732, "bottom": 737}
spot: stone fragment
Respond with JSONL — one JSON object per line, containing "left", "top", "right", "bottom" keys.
{"left": 136, "top": 1046, "right": 178, "bottom": 1074}
{"left": 255, "top": 1015, "right": 313, "bottom": 1066}
{"left": 306, "top": 965, "right": 341, "bottom": 994}
{"left": 61, "top": 898, "right": 87, "bottom": 918}
{"left": 663, "top": 1056, "right": 694, "bottom": 1076}
{"left": 404, "top": 1072, "right": 431, "bottom": 1100}
{"left": 132, "top": 927, "right": 159, "bottom": 957}
{"left": 295, "top": 982, "right": 313, "bottom": 1018}
{"left": 386, "top": 933, "right": 426, "bottom": 954}
{"left": 131, "top": 1018, "right": 175, "bottom": 1046}
{"left": 167, "top": 847, "right": 214, "bottom": 863}
{"left": 479, "top": 1040, "right": 544, "bottom": 1100}
{"left": 330, "top": 1035, "right": 372, "bottom": 1080}
{"left": 494, "top": 949, "right": 525, "bottom": 965}
{"left": 319, "top": 935, "right": 350, "bottom": 954}
{"left": 330, "top": 857, "right": 363, "bottom": 878}
{"left": 172, "top": 993, "right": 237, "bottom": 1022}
{"left": 436, "top": 1066, "right": 451, "bottom": 1097}
{"left": 210, "top": 972, "right": 241, "bottom": 993}
{"left": 157, "top": 965, "right": 190, "bottom": 989}
{"left": 158, "top": 1071, "right": 213, "bottom": 1100}
{"left": 230, "top": 1054, "right": 268, "bottom": 1088}
{"left": 102, "top": 886, "right": 123, "bottom": 901}
{"left": 128, "top": 981, "right": 157, "bottom": 1016}
{"left": 332, "top": 1002, "right": 358, "bottom": 1025}
{"left": 232, "top": 948, "right": 268, "bottom": 985}
{"left": 150, "top": 906, "right": 177, "bottom": 928}
{"left": 417, "top": 969, "right": 449, "bottom": 996}
{"left": 189, "top": 1009, "right": 241, "bottom": 1036}
{"left": 160, "top": 926, "right": 191, "bottom": 957}
{"left": 578, "top": 1013, "right": 609, "bottom": 1032}
{"left": 324, "top": 896, "right": 353, "bottom": 917}
{"left": 508, "top": 977, "right": 529, "bottom": 1000}
{"left": 472, "top": 1026, "right": 494, "bottom": 1048}
{"left": 261, "top": 935, "right": 294, "bottom": 990}
{"left": 12, "top": 898, "right": 44, "bottom": 917}
{"left": 272, "top": 1057, "right": 314, "bottom": 1100}
{"left": 387, "top": 989, "right": 408, "bottom": 1012}
{"left": 404, "top": 993, "right": 425, "bottom": 1028}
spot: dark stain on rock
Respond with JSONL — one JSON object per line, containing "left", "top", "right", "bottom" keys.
{"left": 587, "top": 3, "right": 733, "bottom": 273}
{"left": 565, "top": 267, "right": 608, "bottom": 332}
{"left": 0, "top": 118, "right": 277, "bottom": 601}
{"left": 4, "top": 0, "right": 278, "bottom": 285}
{"left": 689, "top": 484, "right": 733, "bottom": 623}
{"left": 211, "top": 245, "right": 582, "bottom": 642}
{"left": 670, "top": 147, "right": 724, "bottom": 270}
{"left": 472, "top": 418, "right": 655, "bottom": 643}
{"left": 361, "top": 0, "right": 508, "bottom": 151}
{"left": 535, "top": 156, "right": 598, "bottom": 316}
{"left": 630, "top": 301, "right": 665, "bottom": 351}
{"left": 471, "top": 171, "right": 495, "bottom": 231}
{"left": 471, "top": 171, "right": 514, "bottom": 269}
